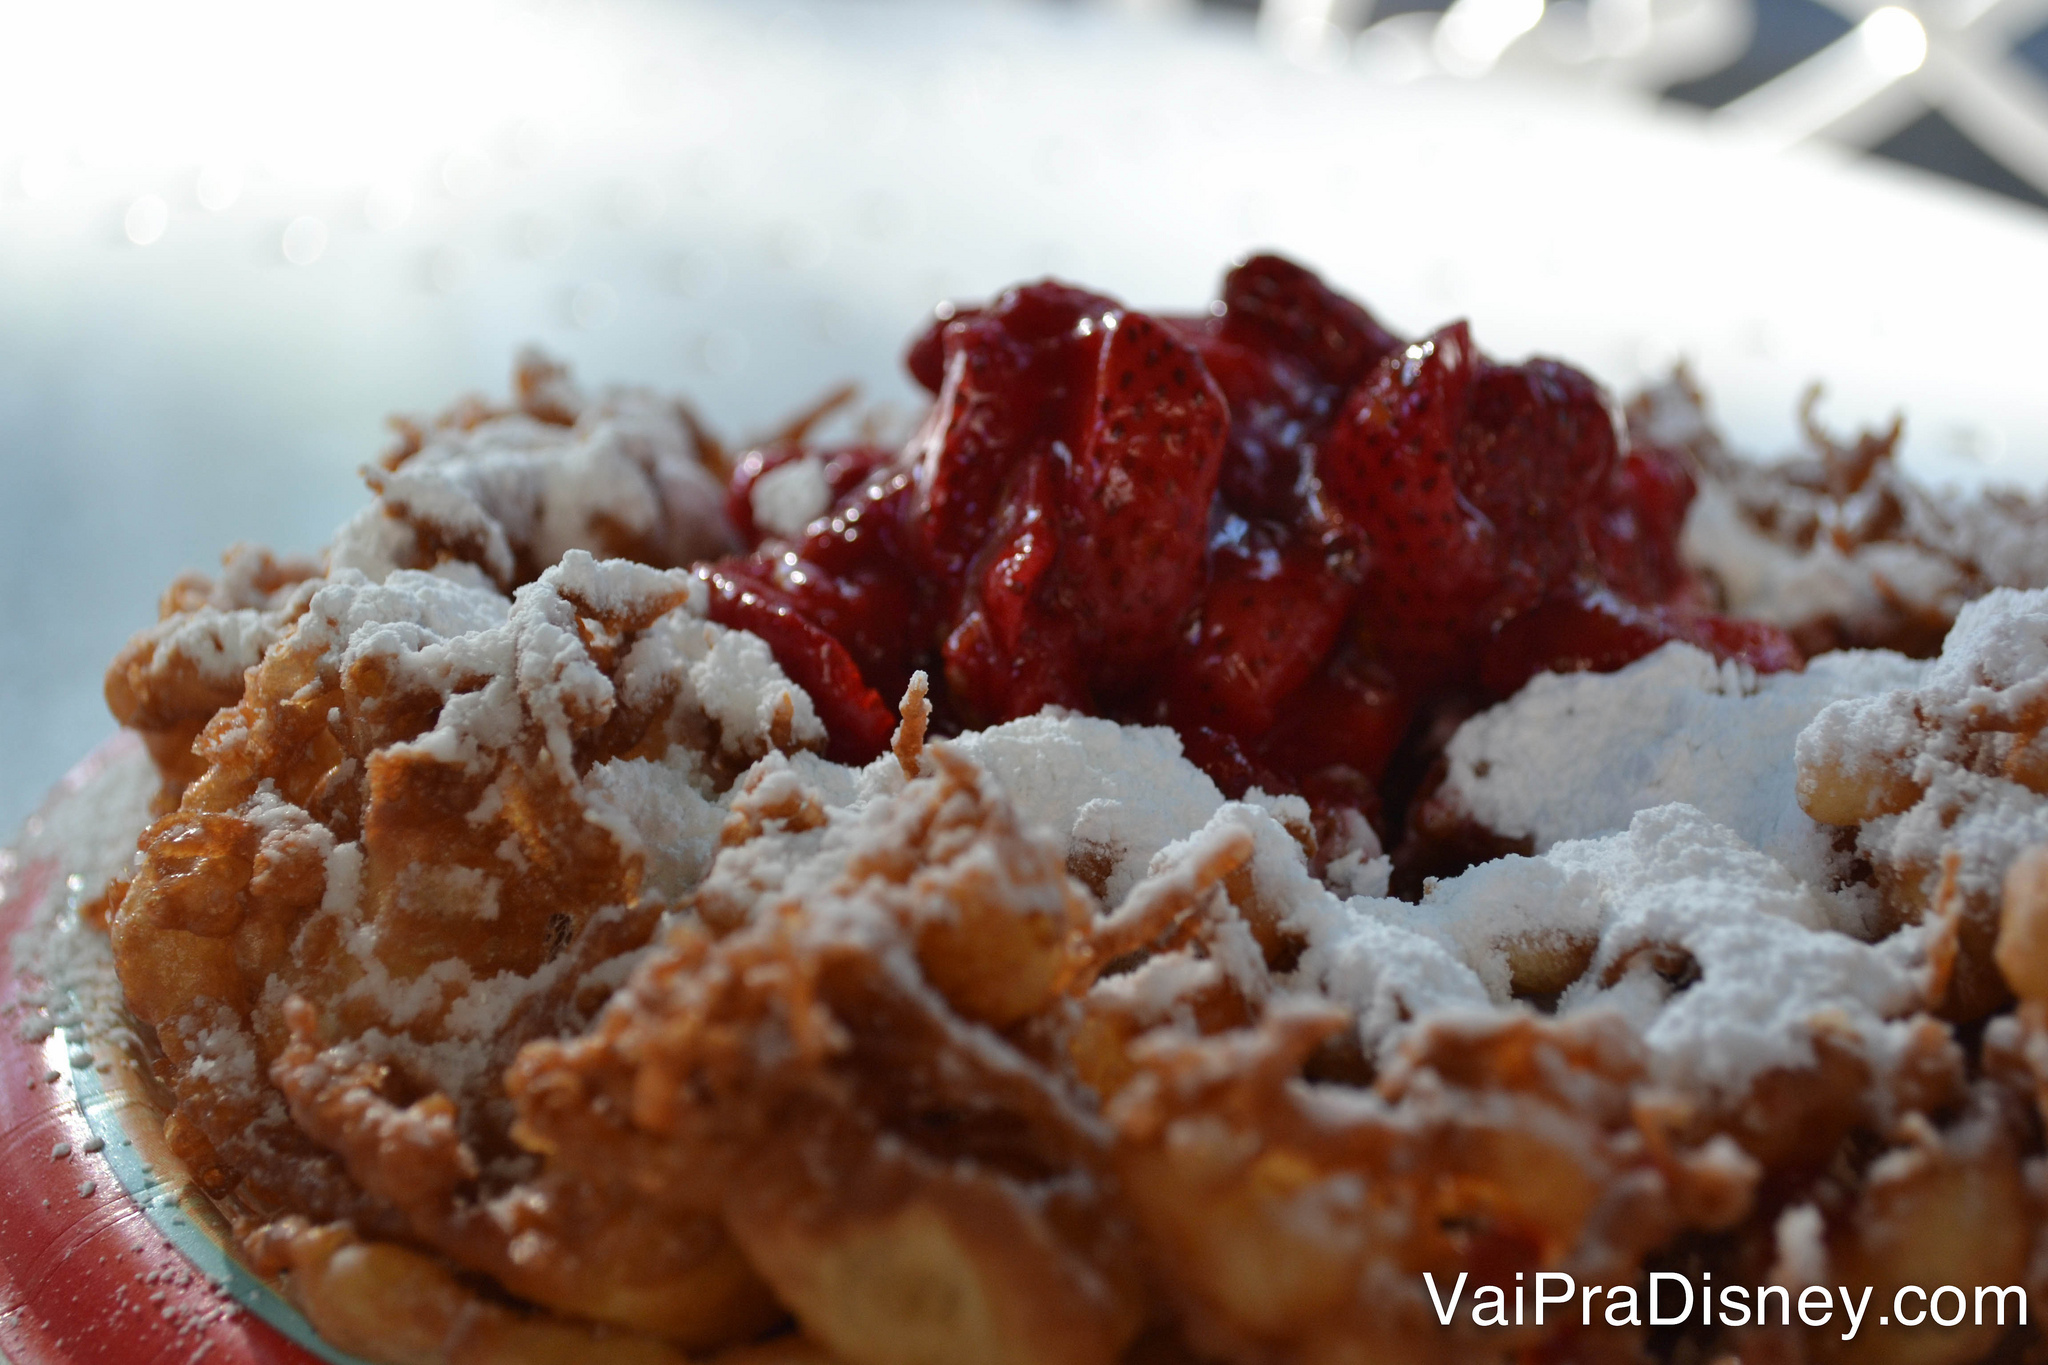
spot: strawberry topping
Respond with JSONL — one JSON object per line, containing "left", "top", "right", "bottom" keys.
{"left": 704, "top": 256, "right": 1799, "bottom": 842}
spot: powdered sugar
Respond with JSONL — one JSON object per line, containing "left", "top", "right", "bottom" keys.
{"left": 616, "top": 607, "right": 824, "bottom": 758}
{"left": 1439, "top": 642, "right": 1924, "bottom": 935}
{"left": 1872, "top": 586, "right": 2048, "bottom": 729}
{"left": 1870, "top": 772, "right": 2048, "bottom": 915}
{"left": 9, "top": 738, "right": 160, "bottom": 1045}
{"left": 681, "top": 740, "right": 1494, "bottom": 1064}
{"left": 749, "top": 454, "right": 832, "bottom": 540}
{"left": 1797, "top": 588, "right": 2048, "bottom": 941}
{"left": 581, "top": 751, "right": 725, "bottom": 903}
{"left": 80, "top": 541, "right": 844, "bottom": 1157}
{"left": 1391, "top": 804, "right": 1929, "bottom": 1098}
{"left": 1682, "top": 481, "right": 1976, "bottom": 634}
{"left": 146, "top": 599, "right": 309, "bottom": 687}
{"left": 1643, "top": 371, "right": 2048, "bottom": 647}
{"left": 330, "top": 365, "right": 735, "bottom": 590}
{"left": 286, "top": 553, "right": 820, "bottom": 808}
{"left": 942, "top": 711, "right": 1228, "bottom": 906}
{"left": 1369, "top": 854, "right": 1594, "bottom": 1003}
{"left": 1554, "top": 806, "right": 1926, "bottom": 1098}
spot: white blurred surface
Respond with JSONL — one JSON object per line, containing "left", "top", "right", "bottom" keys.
{"left": 5, "top": 0, "right": 2048, "bottom": 834}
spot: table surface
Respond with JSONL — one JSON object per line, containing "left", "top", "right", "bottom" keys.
{"left": 5, "top": 0, "right": 2048, "bottom": 836}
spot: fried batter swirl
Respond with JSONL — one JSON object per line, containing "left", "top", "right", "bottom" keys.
{"left": 93, "top": 351, "right": 2048, "bottom": 1365}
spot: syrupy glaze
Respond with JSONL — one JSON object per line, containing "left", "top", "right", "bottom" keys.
{"left": 700, "top": 255, "right": 1797, "bottom": 842}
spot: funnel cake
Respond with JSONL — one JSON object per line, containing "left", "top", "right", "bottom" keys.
{"left": 68, "top": 257, "right": 2048, "bottom": 1365}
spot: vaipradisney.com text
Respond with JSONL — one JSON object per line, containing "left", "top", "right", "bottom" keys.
{"left": 1425, "top": 1272, "right": 2027, "bottom": 1341}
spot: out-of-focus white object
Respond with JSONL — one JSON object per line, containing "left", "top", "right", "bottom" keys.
{"left": 280, "top": 216, "right": 328, "bottom": 266}
{"left": 0, "top": 0, "right": 604, "bottom": 194}
{"left": 1435, "top": 0, "right": 1550, "bottom": 76}
{"left": 122, "top": 194, "right": 167, "bottom": 246}
{"left": 1268, "top": 0, "right": 2048, "bottom": 199}
{"left": 1289, "top": 0, "right": 1754, "bottom": 89}
{"left": 1263, "top": 0, "right": 1374, "bottom": 65}
{"left": 1714, "top": 0, "right": 2048, "bottom": 197}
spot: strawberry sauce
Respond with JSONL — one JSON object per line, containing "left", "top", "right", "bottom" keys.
{"left": 702, "top": 256, "right": 1798, "bottom": 839}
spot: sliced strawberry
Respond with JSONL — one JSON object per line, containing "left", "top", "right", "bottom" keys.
{"left": 1319, "top": 322, "right": 1495, "bottom": 682}
{"left": 905, "top": 302, "right": 973, "bottom": 394}
{"left": 908, "top": 282, "right": 1118, "bottom": 586}
{"left": 1686, "top": 612, "right": 1803, "bottom": 675}
{"left": 1479, "top": 588, "right": 1801, "bottom": 696}
{"left": 941, "top": 456, "right": 1089, "bottom": 721}
{"left": 1175, "top": 724, "right": 1290, "bottom": 802}
{"left": 1218, "top": 253, "right": 1401, "bottom": 389}
{"left": 1319, "top": 319, "right": 1659, "bottom": 693}
{"left": 1160, "top": 516, "right": 1360, "bottom": 738}
{"left": 907, "top": 287, "right": 1229, "bottom": 717}
{"left": 1592, "top": 443, "right": 1699, "bottom": 606}
{"left": 1047, "top": 310, "right": 1229, "bottom": 691}
{"left": 701, "top": 264, "right": 1773, "bottom": 851}
{"left": 1164, "top": 316, "right": 1333, "bottom": 523}
{"left": 1457, "top": 358, "right": 1618, "bottom": 574}
{"left": 1257, "top": 645, "right": 1411, "bottom": 792}
{"left": 699, "top": 565, "right": 899, "bottom": 763}
{"left": 749, "top": 478, "right": 928, "bottom": 702}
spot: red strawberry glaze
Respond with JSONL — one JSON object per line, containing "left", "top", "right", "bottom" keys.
{"left": 1157, "top": 515, "right": 1359, "bottom": 739}
{"left": 724, "top": 442, "right": 897, "bottom": 544}
{"left": 1478, "top": 589, "right": 1805, "bottom": 698}
{"left": 704, "top": 256, "right": 1798, "bottom": 840}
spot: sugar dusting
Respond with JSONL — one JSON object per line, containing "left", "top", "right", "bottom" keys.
{"left": 10, "top": 740, "right": 160, "bottom": 1053}
{"left": 330, "top": 353, "right": 735, "bottom": 590}
{"left": 1641, "top": 372, "right": 2048, "bottom": 644}
{"left": 1800, "top": 589, "right": 2048, "bottom": 950}
{"left": 235, "top": 551, "right": 825, "bottom": 1113}
{"left": 1542, "top": 806, "right": 1919, "bottom": 1098}
{"left": 1439, "top": 642, "right": 1925, "bottom": 935}
{"left": 943, "top": 711, "right": 1230, "bottom": 906}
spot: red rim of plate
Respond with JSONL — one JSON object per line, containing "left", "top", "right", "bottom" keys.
{"left": 0, "top": 735, "right": 361, "bottom": 1365}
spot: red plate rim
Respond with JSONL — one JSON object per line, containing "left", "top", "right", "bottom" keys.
{"left": 0, "top": 735, "right": 360, "bottom": 1365}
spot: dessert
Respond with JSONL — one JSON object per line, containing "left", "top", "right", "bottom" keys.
{"left": 28, "top": 256, "right": 2048, "bottom": 1364}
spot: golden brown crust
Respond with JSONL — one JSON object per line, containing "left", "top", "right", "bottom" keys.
{"left": 103, "top": 545, "right": 323, "bottom": 808}
{"left": 511, "top": 751, "right": 1143, "bottom": 1365}
{"left": 109, "top": 555, "right": 825, "bottom": 1348}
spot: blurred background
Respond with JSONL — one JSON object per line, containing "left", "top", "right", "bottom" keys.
{"left": 1232, "top": 0, "right": 2048, "bottom": 207}
{"left": 4, "top": 0, "right": 2047, "bottom": 836}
